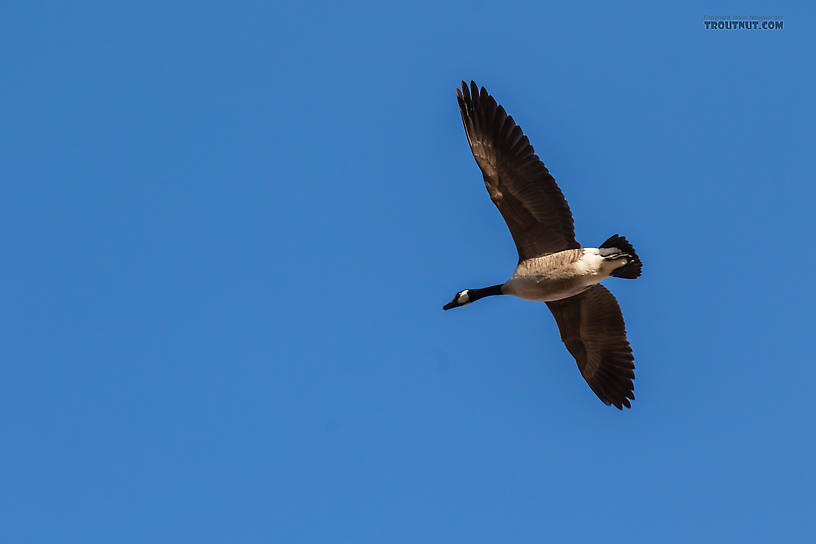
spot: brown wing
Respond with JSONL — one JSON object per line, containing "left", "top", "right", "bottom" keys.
{"left": 456, "top": 81, "right": 579, "bottom": 260}
{"left": 546, "top": 285, "right": 636, "bottom": 409}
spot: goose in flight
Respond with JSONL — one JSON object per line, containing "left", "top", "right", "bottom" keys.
{"left": 444, "top": 81, "right": 642, "bottom": 409}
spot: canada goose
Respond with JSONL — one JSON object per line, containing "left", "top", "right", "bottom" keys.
{"left": 444, "top": 81, "right": 643, "bottom": 409}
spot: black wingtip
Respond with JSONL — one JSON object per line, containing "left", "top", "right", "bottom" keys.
{"left": 603, "top": 382, "right": 635, "bottom": 410}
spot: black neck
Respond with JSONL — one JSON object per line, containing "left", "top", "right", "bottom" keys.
{"left": 469, "top": 284, "right": 504, "bottom": 301}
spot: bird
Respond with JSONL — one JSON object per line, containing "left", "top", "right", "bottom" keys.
{"left": 444, "top": 81, "right": 642, "bottom": 409}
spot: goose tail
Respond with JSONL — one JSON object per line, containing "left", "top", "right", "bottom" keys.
{"left": 600, "top": 235, "right": 642, "bottom": 279}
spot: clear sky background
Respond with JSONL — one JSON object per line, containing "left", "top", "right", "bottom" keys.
{"left": 2, "top": 1, "right": 814, "bottom": 542}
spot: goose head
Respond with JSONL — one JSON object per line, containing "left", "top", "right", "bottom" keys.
{"left": 443, "top": 289, "right": 471, "bottom": 310}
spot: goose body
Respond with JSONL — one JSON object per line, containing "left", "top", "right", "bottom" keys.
{"left": 504, "top": 248, "right": 623, "bottom": 302}
{"left": 444, "top": 82, "right": 643, "bottom": 409}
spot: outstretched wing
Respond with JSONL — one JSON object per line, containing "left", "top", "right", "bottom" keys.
{"left": 546, "top": 285, "right": 636, "bottom": 409}
{"left": 457, "top": 81, "right": 579, "bottom": 260}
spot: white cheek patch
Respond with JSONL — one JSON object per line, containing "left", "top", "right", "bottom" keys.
{"left": 458, "top": 290, "right": 470, "bottom": 303}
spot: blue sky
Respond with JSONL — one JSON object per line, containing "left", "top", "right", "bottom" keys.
{"left": 2, "top": 1, "right": 814, "bottom": 542}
